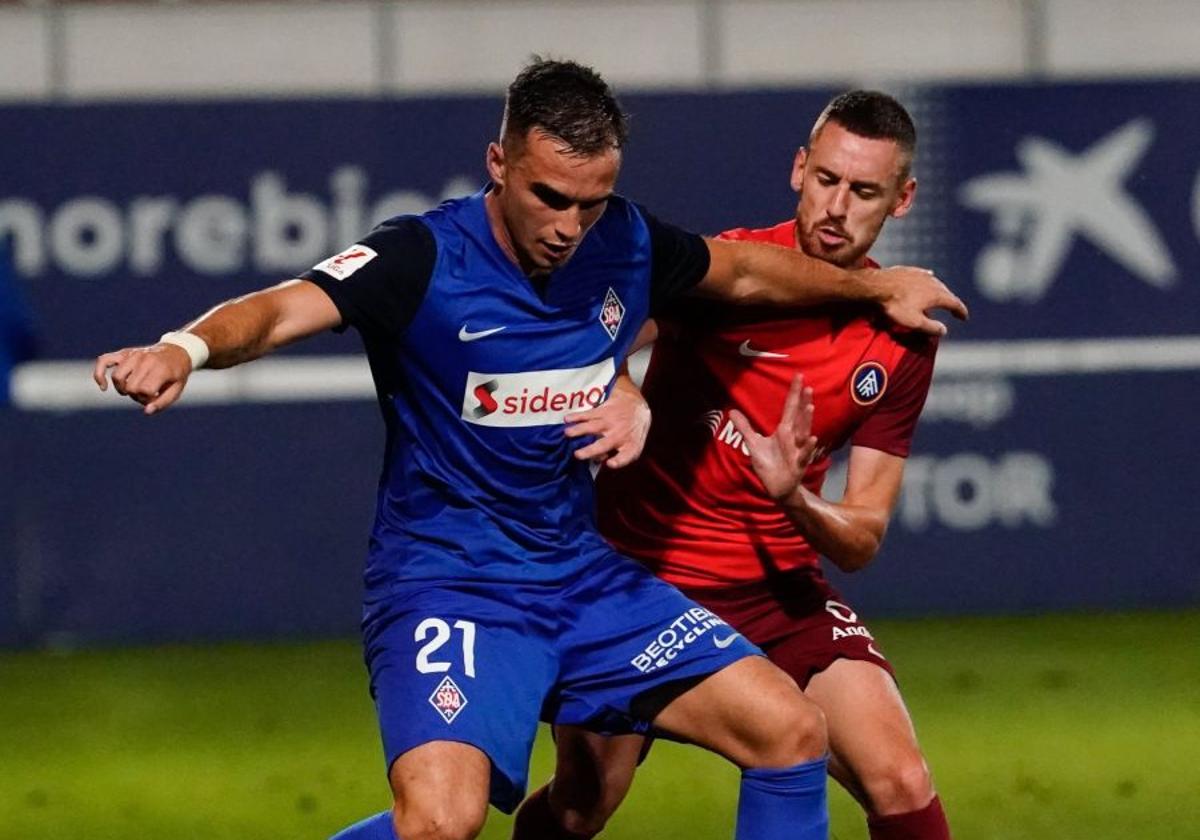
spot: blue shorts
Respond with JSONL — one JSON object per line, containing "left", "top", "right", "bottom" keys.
{"left": 362, "top": 551, "right": 760, "bottom": 812}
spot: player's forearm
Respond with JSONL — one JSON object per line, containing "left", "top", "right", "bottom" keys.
{"left": 179, "top": 295, "right": 281, "bottom": 369}
{"left": 702, "top": 239, "right": 878, "bottom": 307}
{"left": 182, "top": 280, "right": 330, "bottom": 369}
{"left": 781, "top": 486, "right": 889, "bottom": 573}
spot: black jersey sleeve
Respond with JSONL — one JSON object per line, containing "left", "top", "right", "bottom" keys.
{"left": 640, "top": 206, "right": 711, "bottom": 316}
{"left": 301, "top": 217, "right": 436, "bottom": 337}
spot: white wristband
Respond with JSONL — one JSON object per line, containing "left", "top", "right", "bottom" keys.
{"left": 159, "top": 331, "right": 210, "bottom": 371}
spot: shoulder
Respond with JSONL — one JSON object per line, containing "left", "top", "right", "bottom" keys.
{"left": 893, "top": 329, "right": 939, "bottom": 361}
{"left": 352, "top": 215, "right": 439, "bottom": 279}
{"left": 590, "top": 196, "right": 663, "bottom": 253}
{"left": 366, "top": 215, "right": 437, "bottom": 250}
{"left": 716, "top": 220, "right": 796, "bottom": 246}
{"left": 603, "top": 195, "right": 653, "bottom": 236}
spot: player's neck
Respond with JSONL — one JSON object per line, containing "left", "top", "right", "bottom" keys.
{"left": 484, "top": 188, "right": 542, "bottom": 280}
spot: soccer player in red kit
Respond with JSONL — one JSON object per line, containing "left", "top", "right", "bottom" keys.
{"left": 514, "top": 91, "right": 953, "bottom": 840}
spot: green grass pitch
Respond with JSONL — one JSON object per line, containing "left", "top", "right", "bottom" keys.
{"left": 1, "top": 610, "right": 1197, "bottom": 839}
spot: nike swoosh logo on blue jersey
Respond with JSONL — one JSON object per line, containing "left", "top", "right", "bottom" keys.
{"left": 713, "top": 632, "right": 740, "bottom": 649}
{"left": 738, "top": 340, "right": 788, "bottom": 359}
{"left": 459, "top": 324, "right": 507, "bottom": 342}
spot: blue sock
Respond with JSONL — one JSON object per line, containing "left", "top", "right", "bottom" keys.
{"left": 736, "top": 756, "right": 829, "bottom": 840}
{"left": 329, "top": 811, "right": 397, "bottom": 840}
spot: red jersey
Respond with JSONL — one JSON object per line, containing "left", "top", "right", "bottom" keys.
{"left": 596, "top": 220, "right": 937, "bottom": 589}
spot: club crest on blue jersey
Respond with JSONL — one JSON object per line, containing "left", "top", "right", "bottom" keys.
{"left": 850, "top": 361, "right": 888, "bottom": 406}
{"left": 599, "top": 287, "right": 625, "bottom": 340}
{"left": 429, "top": 675, "right": 468, "bottom": 723}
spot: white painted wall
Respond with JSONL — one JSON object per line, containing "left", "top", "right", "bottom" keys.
{"left": 0, "top": 8, "right": 51, "bottom": 99}
{"left": 1043, "top": 0, "right": 1200, "bottom": 77}
{"left": 0, "top": 0, "right": 1198, "bottom": 101}
{"left": 392, "top": 1, "right": 706, "bottom": 91}
{"left": 717, "top": 0, "right": 1028, "bottom": 85}
{"left": 61, "top": 2, "right": 380, "bottom": 99}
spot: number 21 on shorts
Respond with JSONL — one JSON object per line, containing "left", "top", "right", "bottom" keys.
{"left": 414, "top": 618, "right": 477, "bottom": 678}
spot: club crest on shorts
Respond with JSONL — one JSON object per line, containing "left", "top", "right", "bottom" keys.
{"left": 429, "top": 676, "right": 468, "bottom": 723}
{"left": 850, "top": 361, "right": 888, "bottom": 406}
{"left": 598, "top": 287, "right": 625, "bottom": 340}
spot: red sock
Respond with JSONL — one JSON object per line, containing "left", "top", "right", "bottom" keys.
{"left": 511, "top": 785, "right": 597, "bottom": 840}
{"left": 867, "top": 795, "right": 951, "bottom": 840}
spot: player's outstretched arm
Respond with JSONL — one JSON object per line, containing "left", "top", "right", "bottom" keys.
{"left": 93, "top": 279, "right": 341, "bottom": 415}
{"left": 729, "top": 376, "right": 903, "bottom": 572}
{"left": 698, "top": 238, "right": 969, "bottom": 336}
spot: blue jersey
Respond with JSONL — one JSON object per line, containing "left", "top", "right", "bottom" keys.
{"left": 304, "top": 191, "right": 709, "bottom": 594}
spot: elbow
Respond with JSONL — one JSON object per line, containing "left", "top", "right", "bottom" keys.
{"left": 717, "top": 273, "right": 761, "bottom": 306}
{"left": 827, "top": 545, "right": 877, "bottom": 574}
{"left": 724, "top": 245, "right": 768, "bottom": 304}
{"left": 826, "top": 530, "right": 885, "bottom": 574}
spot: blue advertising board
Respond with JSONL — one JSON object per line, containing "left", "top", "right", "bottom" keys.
{"left": 1, "top": 79, "right": 1197, "bottom": 647}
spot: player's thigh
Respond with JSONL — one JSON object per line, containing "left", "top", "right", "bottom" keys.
{"left": 364, "top": 584, "right": 556, "bottom": 814}
{"left": 550, "top": 554, "right": 760, "bottom": 734}
{"left": 652, "top": 654, "right": 826, "bottom": 767}
{"left": 551, "top": 725, "right": 646, "bottom": 818}
{"left": 389, "top": 740, "right": 491, "bottom": 838}
{"left": 760, "top": 595, "right": 898, "bottom": 691}
{"left": 804, "top": 658, "right": 933, "bottom": 808}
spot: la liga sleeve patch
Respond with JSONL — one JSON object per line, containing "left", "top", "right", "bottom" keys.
{"left": 311, "top": 244, "right": 379, "bottom": 281}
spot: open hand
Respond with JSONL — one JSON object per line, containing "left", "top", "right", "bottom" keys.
{"left": 729, "top": 374, "right": 819, "bottom": 500}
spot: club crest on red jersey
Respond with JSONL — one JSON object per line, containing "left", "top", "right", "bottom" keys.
{"left": 429, "top": 676, "right": 468, "bottom": 723}
{"left": 850, "top": 361, "right": 888, "bottom": 406}
{"left": 598, "top": 287, "right": 625, "bottom": 340}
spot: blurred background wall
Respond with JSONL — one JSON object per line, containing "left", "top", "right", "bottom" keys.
{"left": 2, "top": 0, "right": 1198, "bottom": 648}
{"left": 4, "top": 0, "right": 1200, "bottom": 97}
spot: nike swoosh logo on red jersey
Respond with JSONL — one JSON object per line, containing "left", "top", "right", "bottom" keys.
{"left": 738, "top": 340, "right": 789, "bottom": 359}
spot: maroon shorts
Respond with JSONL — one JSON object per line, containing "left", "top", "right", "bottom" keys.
{"left": 680, "top": 568, "right": 895, "bottom": 689}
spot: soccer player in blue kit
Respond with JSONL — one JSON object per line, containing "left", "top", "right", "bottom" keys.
{"left": 94, "top": 60, "right": 966, "bottom": 840}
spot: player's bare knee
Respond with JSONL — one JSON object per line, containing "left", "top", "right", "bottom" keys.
{"left": 549, "top": 791, "right": 613, "bottom": 836}
{"left": 776, "top": 694, "right": 828, "bottom": 764}
{"left": 392, "top": 800, "right": 487, "bottom": 840}
{"left": 550, "top": 776, "right": 626, "bottom": 835}
{"left": 559, "top": 793, "right": 622, "bottom": 835}
{"left": 862, "top": 755, "right": 935, "bottom": 815}
{"left": 742, "top": 692, "right": 827, "bottom": 767}
{"left": 556, "top": 805, "right": 612, "bottom": 837}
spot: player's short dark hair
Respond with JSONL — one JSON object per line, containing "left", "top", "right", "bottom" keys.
{"left": 812, "top": 90, "right": 917, "bottom": 175}
{"left": 501, "top": 57, "right": 629, "bottom": 156}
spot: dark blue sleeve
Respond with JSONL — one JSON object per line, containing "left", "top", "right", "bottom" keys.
{"left": 637, "top": 205, "right": 711, "bottom": 316}
{"left": 301, "top": 217, "right": 436, "bottom": 337}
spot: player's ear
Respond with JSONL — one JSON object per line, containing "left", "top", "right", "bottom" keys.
{"left": 486, "top": 141, "right": 507, "bottom": 188}
{"left": 890, "top": 176, "right": 917, "bottom": 219}
{"left": 790, "top": 148, "right": 808, "bottom": 193}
